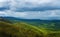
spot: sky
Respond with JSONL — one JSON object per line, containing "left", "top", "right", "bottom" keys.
{"left": 0, "top": 0, "right": 60, "bottom": 20}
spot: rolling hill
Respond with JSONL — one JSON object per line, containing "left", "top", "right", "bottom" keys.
{"left": 0, "top": 17, "right": 60, "bottom": 37}
{"left": 0, "top": 17, "right": 60, "bottom": 31}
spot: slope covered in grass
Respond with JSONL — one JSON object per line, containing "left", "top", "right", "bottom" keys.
{"left": 0, "top": 18, "right": 60, "bottom": 37}
{"left": 0, "top": 21, "right": 44, "bottom": 37}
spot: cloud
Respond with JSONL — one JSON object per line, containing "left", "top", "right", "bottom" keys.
{"left": 0, "top": 0, "right": 60, "bottom": 20}
{"left": 0, "top": 11, "right": 9, "bottom": 17}
{"left": 9, "top": 0, "right": 60, "bottom": 11}
{"left": 0, "top": 10, "right": 60, "bottom": 20}
{"left": 0, "top": 0, "right": 60, "bottom": 11}
{"left": 0, "top": 10, "right": 27, "bottom": 18}
{"left": 0, "top": 0, "right": 8, "bottom": 2}
{"left": 0, "top": 0, "right": 10, "bottom": 11}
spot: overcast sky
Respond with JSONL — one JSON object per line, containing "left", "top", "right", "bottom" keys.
{"left": 0, "top": 0, "right": 60, "bottom": 20}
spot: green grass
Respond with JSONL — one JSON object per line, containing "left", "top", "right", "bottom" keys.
{"left": 0, "top": 20, "right": 60, "bottom": 37}
{"left": 0, "top": 21, "right": 44, "bottom": 37}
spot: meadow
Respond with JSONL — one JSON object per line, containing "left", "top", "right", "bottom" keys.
{"left": 0, "top": 18, "right": 60, "bottom": 37}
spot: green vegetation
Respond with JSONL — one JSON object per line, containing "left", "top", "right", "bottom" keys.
{"left": 0, "top": 21, "right": 43, "bottom": 37}
{"left": 0, "top": 18, "right": 60, "bottom": 37}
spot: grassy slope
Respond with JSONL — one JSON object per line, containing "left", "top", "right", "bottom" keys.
{"left": 0, "top": 21, "right": 44, "bottom": 37}
{"left": 0, "top": 18, "right": 60, "bottom": 37}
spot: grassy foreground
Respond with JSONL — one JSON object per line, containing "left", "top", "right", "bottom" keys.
{"left": 0, "top": 21, "right": 44, "bottom": 37}
{"left": 0, "top": 19, "right": 60, "bottom": 37}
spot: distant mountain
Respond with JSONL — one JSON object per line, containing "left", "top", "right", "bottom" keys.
{"left": 0, "top": 17, "right": 60, "bottom": 24}
{"left": 0, "top": 16, "right": 60, "bottom": 21}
